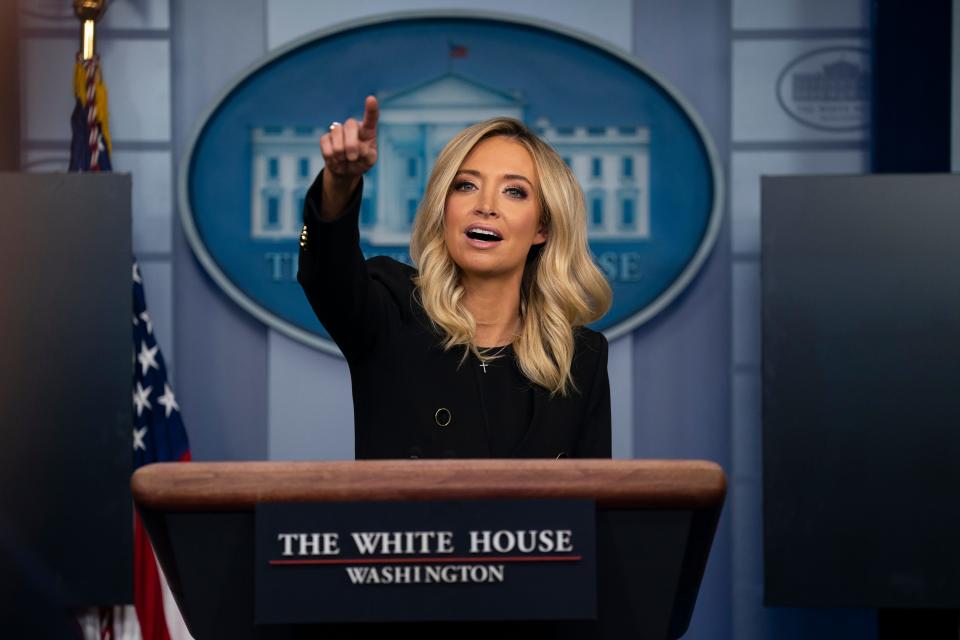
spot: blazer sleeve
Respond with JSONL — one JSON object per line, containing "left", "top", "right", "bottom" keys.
{"left": 296, "top": 170, "right": 393, "bottom": 362}
{"left": 573, "top": 333, "right": 612, "bottom": 458}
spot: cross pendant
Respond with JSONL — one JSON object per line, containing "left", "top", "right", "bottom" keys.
{"left": 479, "top": 361, "right": 489, "bottom": 373}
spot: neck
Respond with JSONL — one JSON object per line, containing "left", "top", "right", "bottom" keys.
{"left": 462, "top": 271, "right": 522, "bottom": 348}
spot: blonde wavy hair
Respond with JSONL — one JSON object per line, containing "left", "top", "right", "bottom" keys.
{"left": 409, "top": 118, "right": 612, "bottom": 397}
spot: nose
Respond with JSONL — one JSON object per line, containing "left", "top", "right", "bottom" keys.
{"left": 474, "top": 187, "right": 498, "bottom": 217}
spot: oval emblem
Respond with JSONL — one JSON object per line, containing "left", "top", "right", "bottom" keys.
{"left": 776, "top": 46, "right": 870, "bottom": 131}
{"left": 180, "top": 13, "right": 722, "bottom": 355}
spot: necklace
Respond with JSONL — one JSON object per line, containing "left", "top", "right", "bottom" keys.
{"left": 476, "top": 345, "right": 509, "bottom": 373}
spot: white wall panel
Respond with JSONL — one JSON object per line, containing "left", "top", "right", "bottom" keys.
{"left": 730, "top": 149, "right": 868, "bottom": 254}
{"left": 112, "top": 150, "right": 173, "bottom": 255}
{"left": 730, "top": 479, "right": 766, "bottom": 639}
{"left": 608, "top": 335, "right": 634, "bottom": 459}
{"left": 22, "top": 36, "right": 171, "bottom": 142}
{"left": 266, "top": 0, "right": 633, "bottom": 52}
{"left": 20, "top": 0, "right": 170, "bottom": 30}
{"left": 19, "top": 0, "right": 84, "bottom": 27}
{"left": 732, "top": 261, "right": 760, "bottom": 368}
{"left": 97, "top": 38, "right": 171, "bottom": 141}
{"left": 268, "top": 331, "right": 354, "bottom": 461}
{"left": 101, "top": 0, "right": 170, "bottom": 30}
{"left": 732, "top": 39, "right": 869, "bottom": 143}
{"left": 732, "top": 0, "right": 867, "bottom": 31}
{"left": 22, "top": 37, "right": 75, "bottom": 141}
{"left": 732, "top": 371, "right": 760, "bottom": 482}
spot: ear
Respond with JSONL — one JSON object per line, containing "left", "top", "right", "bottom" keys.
{"left": 533, "top": 223, "right": 548, "bottom": 246}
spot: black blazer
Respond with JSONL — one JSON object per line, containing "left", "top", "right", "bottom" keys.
{"left": 297, "top": 174, "right": 611, "bottom": 459}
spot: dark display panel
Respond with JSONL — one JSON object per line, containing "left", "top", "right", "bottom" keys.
{"left": 762, "top": 174, "right": 960, "bottom": 607}
{"left": 0, "top": 173, "right": 133, "bottom": 606}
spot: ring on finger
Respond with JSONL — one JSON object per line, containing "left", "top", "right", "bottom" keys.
{"left": 329, "top": 121, "right": 342, "bottom": 131}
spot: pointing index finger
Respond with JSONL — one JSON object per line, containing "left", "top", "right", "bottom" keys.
{"left": 360, "top": 95, "right": 379, "bottom": 136}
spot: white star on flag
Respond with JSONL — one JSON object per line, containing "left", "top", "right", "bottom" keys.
{"left": 139, "top": 310, "right": 152, "bottom": 334}
{"left": 133, "top": 381, "right": 153, "bottom": 417}
{"left": 133, "top": 426, "right": 148, "bottom": 451}
{"left": 156, "top": 383, "right": 180, "bottom": 418}
{"left": 137, "top": 342, "right": 160, "bottom": 376}
{"left": 133, "top": 262, "right": 142, "bottom": 283}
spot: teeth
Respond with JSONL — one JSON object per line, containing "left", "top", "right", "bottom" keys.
{"left": 467, "top": 228, "right": 502, "bottom": 240}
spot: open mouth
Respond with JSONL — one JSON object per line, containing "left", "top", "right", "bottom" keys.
{"left": 465, "top": 226, "right": 503, "bottom": 242}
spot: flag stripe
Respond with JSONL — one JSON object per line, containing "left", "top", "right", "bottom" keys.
{"left": 134, "top": 515, "right": 171, "bottom": 640}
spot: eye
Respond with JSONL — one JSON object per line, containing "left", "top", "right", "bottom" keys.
{"left": 505, "top": 185, "right": 528, "bottom": 199}
{"left": 452, "top": 180, "right": 475, "bottom": 192}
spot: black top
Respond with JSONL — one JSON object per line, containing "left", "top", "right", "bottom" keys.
{"left": 473, "top": 345, "right": 534, "bottom": 456}
{"left": 297, "top": 172, "right": 611, "bottom": 459}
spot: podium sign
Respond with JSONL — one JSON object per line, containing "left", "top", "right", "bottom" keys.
{"left": 133, "top": 460, "right": 725, "bottom": 639}
{"left": 255, "top": 499, "right": 596, "bottom": 623}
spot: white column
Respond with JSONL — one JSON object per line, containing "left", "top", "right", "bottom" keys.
{"left": 608, "top": 334, "right": 634, "bottom": 458}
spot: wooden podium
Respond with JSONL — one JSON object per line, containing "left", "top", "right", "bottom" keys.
{"left": 132, "top": 460, "right": 725, "bottom": 639}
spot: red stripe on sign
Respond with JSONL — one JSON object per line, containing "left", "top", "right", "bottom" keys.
{"left": 269, "top": 554, "right": 582, "bottom": 566}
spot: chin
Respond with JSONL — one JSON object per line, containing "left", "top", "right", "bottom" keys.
{"left": 456, "top": 258, "right": 520, "bottom": 280}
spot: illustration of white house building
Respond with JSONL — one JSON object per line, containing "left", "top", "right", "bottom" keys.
{"left": 536, "top": 119, "right": 650, "bottom": 240}
{"left": 250, "top": 73, "right": 650, "bottom": 244}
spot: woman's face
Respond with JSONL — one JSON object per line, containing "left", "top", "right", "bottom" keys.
{"left": 443, "top": 136, "right": 546, "bottom": 281}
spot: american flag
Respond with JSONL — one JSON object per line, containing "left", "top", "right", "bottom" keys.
{"left": 132, "top": 262, "right": 191, "bottom": 640}
{"left": 70, "top": 51, "right": 192, "bottom": 640}
{"left": 448, "top": 40, "right": 469, "bottom": 58}
{"left": 133, "top": 263, "right": 190, "bottom": 472}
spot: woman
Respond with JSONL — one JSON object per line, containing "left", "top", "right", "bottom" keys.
{"left": 298, "top": 96, "right": 613, "bottom": 459}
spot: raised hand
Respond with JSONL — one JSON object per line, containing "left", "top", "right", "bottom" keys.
{"left": 321, "top": 95, "right": 378, "bottom": 180}
{"left": 317, "top": 95, "right": 378, "bottom": 219}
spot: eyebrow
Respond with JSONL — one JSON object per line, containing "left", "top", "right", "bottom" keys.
{"left": 456, "top": 169, "right": 533, "bottom": 187}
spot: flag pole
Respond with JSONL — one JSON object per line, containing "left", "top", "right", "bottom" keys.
{"left": 73, "top": 0, "right": 107, "bottom": 61}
